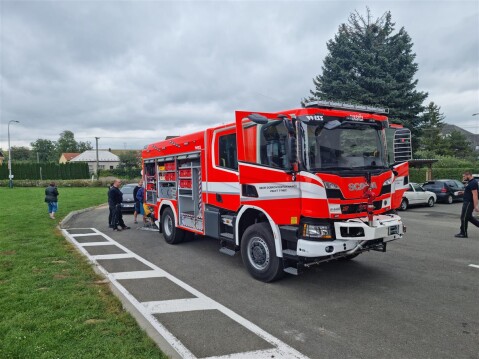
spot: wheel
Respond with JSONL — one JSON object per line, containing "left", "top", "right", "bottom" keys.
{"left": 427, "top": 197, "right": 435, "bottom": 207}
{"left": 161, "top": 207, "right": 185, "bottom": 244}
{"left": 240, "top": 223, "right": 284, "bottom": 282}
{"left": 400, "top": 198, "right": 408, "bottom": 211}
{"left": 446, "top": 195, "right": 453, "bottom": 204}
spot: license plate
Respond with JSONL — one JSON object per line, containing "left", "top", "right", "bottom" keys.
{"left": 388, "top": 225, "right": 399, "bottom": 235}
{"left": 122, "top": 204, "right": 134, "bottom": 207}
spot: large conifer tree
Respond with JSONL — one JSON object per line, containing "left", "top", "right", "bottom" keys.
{"left": 305, "top": 9, "right": 427, "bottom": 133}
{"left": 417, "top": 102, "right": 447, "bottom": 155}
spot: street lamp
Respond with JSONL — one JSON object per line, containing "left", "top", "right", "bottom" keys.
{"left": 95, "top": 137, "right": 100, "bottom": 179}
{"left": 8, "top": 120, "right": 20, "bottom": 188}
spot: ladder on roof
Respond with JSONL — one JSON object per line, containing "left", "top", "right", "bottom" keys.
{"left": 305, "top": 100, "right": 389, "bottom": 115}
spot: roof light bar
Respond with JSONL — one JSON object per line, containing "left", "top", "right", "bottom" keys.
{"left": 305, "top": 100, "right": 389, "bottom": 114}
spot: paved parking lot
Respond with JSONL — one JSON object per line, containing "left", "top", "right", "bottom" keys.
{"left": 63, "top": 202, "right": 479, "bottom": 359}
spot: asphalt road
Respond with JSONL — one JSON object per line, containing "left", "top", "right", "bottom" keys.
{"left": 64, "top": 203, "right": 479, "bottom": 359}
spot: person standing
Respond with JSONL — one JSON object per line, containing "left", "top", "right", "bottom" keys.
{"left": 108, "top": 179, "right": 130, "bottom": 231}
{"left": 455, "top": 171, "right": 479, "bottom": 238}
{"left": 136, "top": 184, "right": 147, "bottom": 224}
{"left": 108, "top": 181, "right": 114, "bottom": 228}
{"left": 45, "top": 182, "right": 59, "bottom": 219}
{"left": 133, "top": 179, "right": 143, "bottom": 224}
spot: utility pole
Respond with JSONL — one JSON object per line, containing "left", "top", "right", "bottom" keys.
{"left": 473, "top": 113, "right": 479, "bottom": 150}
{"left": 8, "top": 120, "right": 20, "bottom": 188}
{"left": 95, "top": 137, "right": 100, "bottom": 179}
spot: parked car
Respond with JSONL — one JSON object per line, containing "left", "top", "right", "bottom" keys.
{"left": 422, "top": 179, "right": 465, "bottom": 204}
{"left": 120, "top": 183, "right": 137, "bottom": 212}
{"left": 400, "top": 183, "right": 436, "bottom": 210}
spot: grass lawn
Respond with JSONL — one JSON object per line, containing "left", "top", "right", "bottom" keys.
{"left": 0, "top": 187, "right": 167, "bottom": 359}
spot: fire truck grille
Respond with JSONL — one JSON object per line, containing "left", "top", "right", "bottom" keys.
{"left": 340, "top": 201, "right": 382, "bottom": 214}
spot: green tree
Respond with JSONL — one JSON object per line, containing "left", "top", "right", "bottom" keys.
{"left": 30, "top": 138, "right": 57, "bottom": 162}
{"left": 417, "top": 102, "right": 447, "bottom": 155}
{"left": 444, "top": 130, "right": 474, "bottom": 159}
{"left": 304, "top": 8, "right": 427, "bottom": 145}
{"left": 118, "top": 151, "right": 141, "bottom": 169}
{"left": 10, "top": 146, "right": 32, "bottom": 161}
{"left": 56, "top": 130, "right": 79, "bottom": 154}
{"left": 78, "top": 141, "right": 93, "bottom": 152}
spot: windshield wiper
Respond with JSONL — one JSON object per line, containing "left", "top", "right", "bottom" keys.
{"left": 355, "top": 165, "right": 387, "bottom": 170}
{"left": 314, "top": 166, "right": 355, "bottom": 171}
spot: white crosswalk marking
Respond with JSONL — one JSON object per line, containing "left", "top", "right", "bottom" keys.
{"left": 63, "top": 228, "right": 310, "bottom": 359}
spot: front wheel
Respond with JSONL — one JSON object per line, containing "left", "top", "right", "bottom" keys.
{"left": 161, "top": 207, "right": 185, "bottom": 244}
{"left": 241, "top": 223, "right": 284, "bottom": 282}
{"left": 446, "top": 195, "right": 453, "bottom": 204}
{"left": 400, "top": 198, "right": 408, "bottom": 211}
{"left": 427, "top": 197, "right": 435, "bottom": 207}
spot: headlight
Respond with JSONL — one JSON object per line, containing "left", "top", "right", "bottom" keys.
{"left": 383, "top": 178, "right": 393, "bottom": 186}
{"left": 302, "top": 223, "right": 332, "bottom": 239}
{"left": 324, "top": 181, "right": 340, "bottom": 190}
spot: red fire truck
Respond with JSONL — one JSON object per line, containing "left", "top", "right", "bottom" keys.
{"left": 141, "top": 101, "right": 411, "bottom": 282}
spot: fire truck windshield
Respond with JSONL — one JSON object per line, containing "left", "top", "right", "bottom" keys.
{"left": 300, "top": 120, "right": 387, "bottom": 172}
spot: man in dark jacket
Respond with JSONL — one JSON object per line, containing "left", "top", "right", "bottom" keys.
{"left": 455, "top": 171, "right": 479, "bottom": 238}
{"left": 108, "top": 179, "right": 130, "bottom": 231}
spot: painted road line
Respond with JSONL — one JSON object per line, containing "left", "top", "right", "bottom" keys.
{"left": 63, "top": 228, "right": 197, "bottom": 359}
{"left": 143, "top": 298, "right": 218, "bottom": 314}
{"left": 112, "top": 270, "right": 168, "bottom": 280}
{"left": 204, "top": 348, "right": 298, "bottom": 359}
{"left": 62, "top": 228, "right": 310, "bottom": 359}
{"left": 90, "top": 253, "right": 134, "bottom": 260}
{"left": 81, "top": 242, "right": 118, "bottom": 247}
{"left": 469, "top": 264, "right": 479, "bottom": 269}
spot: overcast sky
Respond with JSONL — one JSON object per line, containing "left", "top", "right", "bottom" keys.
{"left": 0, "top": 0, "right": 478, "bottom": 151}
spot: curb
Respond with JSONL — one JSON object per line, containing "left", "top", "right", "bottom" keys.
{"left": 59, "top": 205, "right": 179, "bottom": 359}
{"left": 59, "top": 203, "right": 108, "bottom": 229}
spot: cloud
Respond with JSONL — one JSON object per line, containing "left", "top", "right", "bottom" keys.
{"left": 1, "top": 0, "right": 478, "bottom": 152}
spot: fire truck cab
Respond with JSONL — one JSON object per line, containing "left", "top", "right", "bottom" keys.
{"left": 142, "top": 101, "right": 411, "bottom": 282}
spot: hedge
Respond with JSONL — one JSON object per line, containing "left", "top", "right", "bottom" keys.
{"left": 99, "top": 168, "right": 142, "bottom": 179}
{"left": 0, "top": 162, "right": 89, "bottom": 180}
{"left": 0, "top": 179, "right": 111, "bottom": 188}
{"left": 409, "top": 167, "right": 475, "bottom": 183}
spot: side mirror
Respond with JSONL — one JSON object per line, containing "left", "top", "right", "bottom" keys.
{"left": 247, "top": 113, "right": 268, "bottom": 124}
{"left": 282, "top": 118, "right": 295, "bottom": 134}
{"left": 288, "top": 135, "right": 298, "bottom": 167}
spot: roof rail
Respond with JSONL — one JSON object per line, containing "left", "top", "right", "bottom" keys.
{"left": 305, "top": 100, "right": 389, "bottom": 114}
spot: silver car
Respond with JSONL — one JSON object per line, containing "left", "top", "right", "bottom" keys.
{"left": 400, "top": 183, "right": 437, "bottom": 210}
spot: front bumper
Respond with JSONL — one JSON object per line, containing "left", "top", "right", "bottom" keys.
{"left": 296, "top": 214, "right": 404, "bottom": 258}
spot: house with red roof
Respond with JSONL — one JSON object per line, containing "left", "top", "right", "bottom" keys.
{"left": 59, "top": 153, "right": 80, "bottom": 164}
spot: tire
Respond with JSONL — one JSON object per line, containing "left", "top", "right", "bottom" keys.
{"left": 427, "top": 197, "right": 435, "bottom": 207}
{"left": 400, "top": 198, "right": 408, "bottom": 211}
{"left": 240, "top": 223, "right": 284, "bottom": 282}
{"left": 161, "top": 207, "right": 185, "bottom": 244}
{"left": 446, "top": 195, "right": 453, "bottom": 204}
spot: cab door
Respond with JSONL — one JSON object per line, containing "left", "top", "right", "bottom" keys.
{"left": 235, "top": 111, "right": 301, "bottom": 226}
